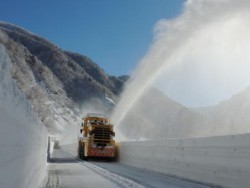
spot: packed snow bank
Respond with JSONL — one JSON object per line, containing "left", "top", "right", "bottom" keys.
{"left": 0, "top": 44, "right": 47, "bottom": 188}
{"left": 119, "top": 134, "right": 250, "bottom": 188}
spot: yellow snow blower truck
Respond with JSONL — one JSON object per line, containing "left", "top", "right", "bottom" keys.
{"left": 78, "top": 113, "right": 116, "bottom": 159}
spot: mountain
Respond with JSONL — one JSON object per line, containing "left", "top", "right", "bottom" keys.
{"left": 2, "top": 21, "right": 248, "bottom": 140}
{"left": 0, "top": 21, "right": 127, "bottom": 133}
{"left": 118, "top": 86, "right": 250, "bottom": 140}
{"left": 195, "top": 86, "right": 250, "bottom": 135}
{"left": 117, "top": 87, "right": 213, "bottom": 140}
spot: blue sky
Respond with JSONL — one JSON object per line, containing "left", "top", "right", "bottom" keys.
{"left": 0, "top": 0, "right": 184, "bottom": 76}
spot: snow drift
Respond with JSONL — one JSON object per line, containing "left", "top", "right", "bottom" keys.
{"left": 0, "top": 44, "right": 47, "bottom": 188}
{"left": 119, "top": 134, "right": 250, "bottom": 188}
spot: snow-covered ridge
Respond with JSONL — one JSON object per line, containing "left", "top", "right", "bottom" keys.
{"left": 0, "top": 21, "right": 127, "bottom": 137}
{"left": 0, "top": 21, "right": 59, "bottom": 49}
{"left": 0, "top": 44, "right": 47, "bottom": 188}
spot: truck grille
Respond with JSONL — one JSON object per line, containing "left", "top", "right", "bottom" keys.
{"left": 93, "top": 126, "right": 112, "bottom": 146}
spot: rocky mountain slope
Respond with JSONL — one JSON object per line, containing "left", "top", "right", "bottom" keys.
{"left": 0, "top": 21, "right": 127, "bottom": 133}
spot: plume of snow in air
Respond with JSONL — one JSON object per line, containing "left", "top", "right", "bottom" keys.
{"left": 112, "top": 0, "right": 250, "bottom": 140}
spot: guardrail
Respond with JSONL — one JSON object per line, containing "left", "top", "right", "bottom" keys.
{"left": 119, "top": 134, "right": 250, "bottom": 188}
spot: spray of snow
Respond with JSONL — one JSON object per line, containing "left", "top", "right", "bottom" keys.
{"left": 59, "top": 98, "right": 114, "bottom": 145}
{"left": 112, "top": 0, "right": 250, "bottom": 140}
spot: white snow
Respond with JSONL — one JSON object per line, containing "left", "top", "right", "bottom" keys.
{"left": 0, "top": 44, "right": 47, "bottom": 188}
{"left": 112, "top": 0, "right": 250, "bottom": 141}
{"left": 47, "top": 143, "right": 209, "bottom": 188}
{"left": 105, "top": 96, "right": 115, "bottom": 105}
{"left": 45, "top": 144, "right": 145, "bottom": 188}
{"left": 83, "top": 162, "right": 144, "bottom": 188}
{"left": 119, "top": 134, "right": 250, "bottom": 188}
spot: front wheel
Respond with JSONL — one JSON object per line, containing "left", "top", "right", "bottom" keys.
{"left": 78, "top": 141, "right": 85, "bottom": 159}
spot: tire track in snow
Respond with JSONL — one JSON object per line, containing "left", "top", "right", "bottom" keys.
{"left": 55, "top": 145, "right": 145, "bottom": 188}
{"left": 79, "top": 161, "right": 145, "bottom": 188}
{"left": 45, "top": 172, "right": 59, "bottom": 188}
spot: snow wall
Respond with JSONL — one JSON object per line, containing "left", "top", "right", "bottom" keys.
{"left": 0, "top": 44, "right": 47, "bottom": 188}
{"left": 119, "top": 134, "right": 250, "bottom": 188}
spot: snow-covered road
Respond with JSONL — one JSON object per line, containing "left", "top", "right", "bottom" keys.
{"left": 43, "top": 145, "right": 214, "bottom": 188}
{"left": 44, "top": 146, "right": 143, "bottom": 188}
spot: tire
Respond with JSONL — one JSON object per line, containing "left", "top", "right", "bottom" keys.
{"left": 78, "top": 141, "right": 85, "bottom": 159}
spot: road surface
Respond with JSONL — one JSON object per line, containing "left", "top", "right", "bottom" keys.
{"left": 43, "top": 144, "right": 216, "bottom": 188}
